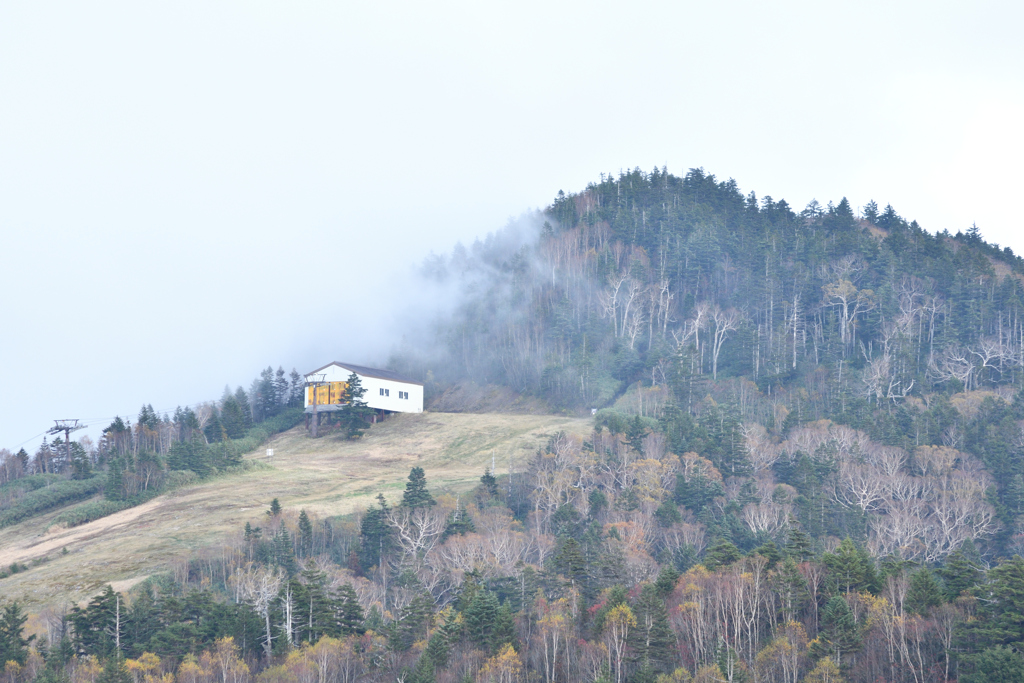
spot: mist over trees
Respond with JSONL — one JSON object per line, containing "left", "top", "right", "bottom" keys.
{"left": 397, "top": 167, "right": 1024, "bottom": 413}
{"left": 392, "top": 167, "right": 1024, "bottom": 559}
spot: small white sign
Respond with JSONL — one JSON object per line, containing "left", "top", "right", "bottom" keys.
{"left": 266, "top": 448, "right": 274, "bottom": 459}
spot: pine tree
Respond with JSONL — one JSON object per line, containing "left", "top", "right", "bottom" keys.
{"left": 823, "top": 538, "right": 877, "bottom": 594}
{"left": 961, "top": 646, "right": 1024, "bottom": 683}
{"left": 274, "top": 528, "right": 298, "bottom": 574}
{"left": 297, "top": 510, "right": 314, "bottom": 556}
{"left": 424, "top": 608, "right": 458, "bottom": 668}
{"left": 395, "top": 594, "right": 434, "bottom": 651}
{"left": 233, "top": 387, "right": 253, "bottom": 430}
{"left": 631, "top": 584, "right": 674, "bottom": 671}
{"left": 334, "top": 583, "right": 365, "bottom": 635}
{"left": 340, "top": 372, "right": 373, "bottom": 439}
{"left": 774, "top": 557, "right": 809, "bottom": 623}
{"left": 408, "top": 653, "right": 436, "bottom": 683}
{"left": 220, "top": 394, "right": 248, "bottom": 439}
{"left": 462, "top": 590, "right": 499, "bottom": 651}
{"left": 70, "top": 442, "right": 92, "bottom": 480}
{"left": 203, "top": 408, "right": 226, "bottom": 443}
{"left": 965, "top": 556, "right": 1024, "bottom": 650}
{"left": 402, "top": 467, "right": 436, "bottom": 508}
{"left": 0, "top": 602, "right": 34, "bottom": 665}
{"left": 480, "top": 468, "right": 499, "bottom": 497}
{"left": 491, "top": 602, "right": 515, "bottom": 654}
{"left": 703, "top": 540, "right": 742, "bottom": 571}
{"left": 96, "top": 656, "right": 131, "bottom": 683}
{"left": 906, "top": 569, "right": 944, "bottom": 615}
{"left": 105, "top": 459, "right": 125, "bottom": 502}
{"left": 785, "top": 527, "right": 815, "bottom": 561}
{"left": 939, "top": 541, "right": 983, "bottom": 600}
{"left": 810, "top": 596, "right": 862, "bottom": 667}
{"left": 70, "top": 586, "right": 121, "bottom": 658}
{"left": 358, "top": 494, "right": 393, "bottom": 572}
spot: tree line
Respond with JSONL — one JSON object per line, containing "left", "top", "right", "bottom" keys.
{"left": 8, "top": 436, "right": 1024, "bottom": 682}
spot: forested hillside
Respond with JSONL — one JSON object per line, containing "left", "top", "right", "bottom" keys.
{"left": 396, "top": 168, "right": 1024, "bottom": 560}
{"left": 6, "top": 169, "right": 1024, "bottom": 683}
{"left": 0, "top": 366, "right": 305, "bottom": 533}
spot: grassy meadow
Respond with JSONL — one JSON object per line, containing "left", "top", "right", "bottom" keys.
{"left": 0, "top": 411, "right": 591, "bottom": 622}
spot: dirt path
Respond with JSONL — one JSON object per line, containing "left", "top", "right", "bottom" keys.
{"left": 0, "top": 412, "right": 590, "bottom": 617}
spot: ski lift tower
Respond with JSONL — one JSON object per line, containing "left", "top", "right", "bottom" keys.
{"left": 48, "top": 419, "right": 86, "bottom": 469}
{"left": 306, "top": 373, "right": 327, "bottom": 438}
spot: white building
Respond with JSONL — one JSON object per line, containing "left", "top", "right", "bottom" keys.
{"left": 304, "top": 361, "right": 424, "bottom": 415}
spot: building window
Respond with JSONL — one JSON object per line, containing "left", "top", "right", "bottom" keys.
{"left": 385, "top": 388, "right": 390, "bottom": 397}
{"left": 379, "top": 388, "right": 384, "bottom": 396}
{"left": 399, "top": 391, "right": 407, "bottom": 399}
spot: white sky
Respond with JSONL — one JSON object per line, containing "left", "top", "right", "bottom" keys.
{"left": 1, "top": 0, "right": 1022, "bottom": 451}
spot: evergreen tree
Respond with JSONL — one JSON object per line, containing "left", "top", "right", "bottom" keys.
{"left": 274, "top": 367, "right": 289, "bottom": 411}
{"left": 408, "top": 653, "right": 436, "bottom": 683}
{"left": 480, "top": 468, "right": 499, "bottom": 497}
{"left": 626, "top": 415, "right": 647, "bottom": 455}
{"left": 906, "top": 569, "right": 944, "bottom": 615}
{"left": 297, "top": 510, "right": 314, "bottom": 556}
{"left": 220, "top": 394, "right": 248, "bottom": 440}
{"left": 70, "top": 586, "right": 122, "bottom": 658}
{"left": 334, "top": 583, "right": 365, "bottom": 635}
{"left": 785, "top": 527, "right": 815, "bottom": 561}
{"left": 965, "top": 556, "right": 1024, "bottom": 651}
{"left": 70, "top": 442, "right": 92, "bottom": 480}
{"left": 96, "top": 656, "right": 131, "bottom": 683}
{"left": 358, "top": 494, "right": 393, "bottom": 572}
{"left": 810, "top": 595, "right": 862, "bottom": 667}
{"left": 774, "top": 557, "right": 810, "bottom": 623}
{"left": 233, "top": 387, "right": 253, "bottom": 430}
{"left": 0, "top": 602, "right": 34, "bottom": 665}
{"left": 424, "top": 608, "right": 458, "bottom": 668}
{"left": 274, "top": 528, "right": 298, "bottom": 574}
{"left": 340, "top": 372, "right": 373, "bottom": 439}
{"left": 462, "top": 590, "right": 499, "bottom": 651}
{"left": 703, "top": 540, "right": 742, "bottom": 571}
{"left": 939, "top": 541, "right": 984, "bottom": 600}
{"left": 394, "top": 594, "right": 434, "bottom": 651}
{"left": 203, "top": 408, "right": 226, "bottom": 443}
{"left": 105, "top": 459, "right": 125, "bottom": 502}
{"left": 961, "top": 646, "right": 1024, "bottom": 683}
{"left": 631, "top": 584, "right": 674, "bottom": 671}
{"left": 822, "top": 538, "right": 878, "bottom": 594}
{"left": 402, "top": 467, "right": 436, "bottom": 508}
{"left": 491, "top": 602, "right": 515, "bottom": 654}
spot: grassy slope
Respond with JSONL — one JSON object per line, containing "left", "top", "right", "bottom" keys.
{"left": 0, "top": 412, "right": 590, "bottom": 616}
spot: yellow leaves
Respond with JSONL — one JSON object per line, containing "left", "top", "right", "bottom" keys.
{"left": 3, "top": 661, "right": 22, "bottom": 683}
{"left": 629, "top": 459, "right": 670, "bottom": 507}
{"left": 126, "top": 652, "right": 164, "bottom": 683}
{"left": 605, "top": 604, "right": 637, "bottom": 630}
{"left": 478, "top": 644, "right": 522, "bottom": 683}
{"left": 803, "top": 657, "right": 844, "bottom": 683}
{"left": 654, "top": 668, "right": 692, "bottom": 683}
{"left": 175, "top": 654, "right": 207, "bottom": 683}
{"left": 692, "top": 664, "right": 726, "bottom": 683}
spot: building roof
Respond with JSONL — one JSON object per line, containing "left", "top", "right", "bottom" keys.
{"left": 305, "top": 361, "right": 425, "bottom": 386}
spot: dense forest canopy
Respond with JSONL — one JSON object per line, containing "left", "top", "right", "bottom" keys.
{"left": 393, "top": 167, "right": 1024, "bottom": 558}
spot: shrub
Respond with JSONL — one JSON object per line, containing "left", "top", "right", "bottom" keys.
{"left": 0, "top": 476, "right": 104, "bottom": 527}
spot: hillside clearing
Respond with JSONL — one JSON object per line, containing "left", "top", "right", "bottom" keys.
{"left": 0, "top": 411, "right": 590, "bottom": 616}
